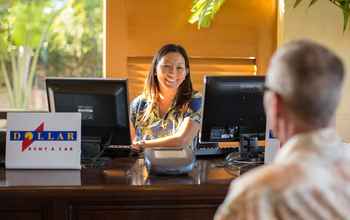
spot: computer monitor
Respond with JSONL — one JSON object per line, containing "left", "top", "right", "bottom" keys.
{"left": 200, "top": 75, "right": 266, "bottom": 144}
{"left": 46, "top": 78, "right": 131, "bottom": 147}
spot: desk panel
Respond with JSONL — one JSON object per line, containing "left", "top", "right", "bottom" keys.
{"left": 0, "top": 158, "right": 236, "bottom": 220}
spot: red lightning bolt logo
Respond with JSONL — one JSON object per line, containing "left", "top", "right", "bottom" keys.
{"left": 21, "top": 122, "right": 44, "bottom": 152}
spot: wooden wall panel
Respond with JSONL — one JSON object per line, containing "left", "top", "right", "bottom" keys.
{"left": 106, "top": 0, "right": 277, "bottom": 100}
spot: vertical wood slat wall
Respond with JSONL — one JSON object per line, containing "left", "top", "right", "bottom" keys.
{"left": 106, "top": 0, "right": 278, "bottom": 101}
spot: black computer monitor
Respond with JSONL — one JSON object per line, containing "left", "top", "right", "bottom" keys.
{"left": 46, "top": 78, "right": 131, "bottom": 147}
{"left": 200, "top": 75, "right": 266, "bottom": 144}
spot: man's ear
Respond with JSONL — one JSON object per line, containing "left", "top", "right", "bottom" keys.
{"left": 264, "top": 92, "right": 281, "bottom": 141}
{"left": 273, "top": 92, "right": 289, "bottom": 144}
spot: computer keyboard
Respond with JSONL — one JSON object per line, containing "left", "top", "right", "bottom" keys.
{"left": 102, "top": 145, "right": 132, "bottom": 158}
{"left": 195, "top": 146, "right": 237, "bottom": 156}
{"left": 107, "top": 145, "right": 131, "bottom": 149}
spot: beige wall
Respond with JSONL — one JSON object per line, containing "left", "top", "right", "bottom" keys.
{"left": 283, "top": 0, "right": 350, "bottom": 141}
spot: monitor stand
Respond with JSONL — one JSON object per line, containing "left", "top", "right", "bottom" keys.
{"left": 225, "top": 134, "right": 264, "bottom": 170}
{"left": 81, "top": 137, "right": 102, "bottom": 161}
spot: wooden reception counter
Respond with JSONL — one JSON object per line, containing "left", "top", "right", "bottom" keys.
{"left": 0, "top": 157, "right": 238, "bottom": 220}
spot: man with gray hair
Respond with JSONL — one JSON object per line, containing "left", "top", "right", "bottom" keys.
{"left": 214, "top": 40, "right": 350, "bottom": 220}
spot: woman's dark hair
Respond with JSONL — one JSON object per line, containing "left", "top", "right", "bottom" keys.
{"left": 141, "top": 44, "right": 193, "bottom": 122}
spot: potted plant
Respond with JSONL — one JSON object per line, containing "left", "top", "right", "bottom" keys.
{"left": 0, "top": 0, "right": 63, "bottom": 109}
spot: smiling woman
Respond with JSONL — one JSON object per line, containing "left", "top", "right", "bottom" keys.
{"left": 129, "top": 44, "right": 202, "bottom": 152}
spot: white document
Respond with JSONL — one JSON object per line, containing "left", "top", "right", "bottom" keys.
{"left": 264, "top": 122, "right": 281, "bottom": 164}
{"left": 264, "top": 135, "right": 280, "bottom": 164}
{"left": 6, "top": 112, "right": 81, "bottom": 169}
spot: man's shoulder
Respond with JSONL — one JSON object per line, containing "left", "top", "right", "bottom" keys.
{"left": 215, "top": 164, "right": 301, "bottom": 220}
{"left": 229, "top": 163, "right": 303, "bottom": 198}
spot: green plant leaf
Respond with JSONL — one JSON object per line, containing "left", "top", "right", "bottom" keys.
{"left": 191, "top": 0, "right": 205, "bottom": 12}
{"left": 188, "top": 0, "right": 226, "bottom": 29}
{"left": 0, "top": 0, "right": 11, "bottom": 12}
{"left": 293, "top": 0, "right": 304, "bottom": 8}
{"left": 11, "top": 2, "right": 50, "bottom": 47}
{"left": 308, "top": 0, "right": 319, "bottom": 7}
{"left": 340, "top": 0, "right": 350, "bottom": 31}
{"left": 343, "top": 11, "right": 349, "bottom": 31}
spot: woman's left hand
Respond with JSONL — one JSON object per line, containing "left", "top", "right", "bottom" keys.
{"left": 131, "top": 140, "right": 144, "bottom": 152}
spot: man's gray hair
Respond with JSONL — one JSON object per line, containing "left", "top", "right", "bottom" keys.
{"left": 266, "top": 39, "right": 345, "bottom": 128}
